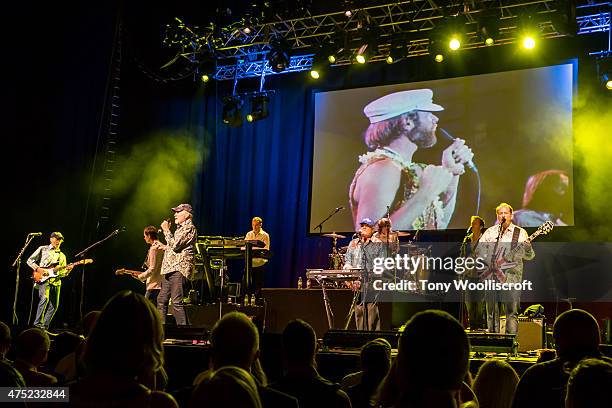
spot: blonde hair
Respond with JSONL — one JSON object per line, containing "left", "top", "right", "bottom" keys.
{"left": 495, "top": 202, "right": 514, "bottom": 214}
{"left": 191, "top": 366, "right": 262, "bottom": 408}
{"left": 472, "top": 360, "right": 519, "bottom": 408}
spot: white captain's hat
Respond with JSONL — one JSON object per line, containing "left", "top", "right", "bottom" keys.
{"left": 363, "top": 89, "right": 444, "bottom": 124}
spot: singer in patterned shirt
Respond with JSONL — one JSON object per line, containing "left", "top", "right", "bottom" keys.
{"left": 157, "top": 204, "right": 197, "bottom": 326}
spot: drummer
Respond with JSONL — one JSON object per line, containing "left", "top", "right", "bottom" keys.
{"left": 373, "top": 218, "right": 400, "bottom": 256}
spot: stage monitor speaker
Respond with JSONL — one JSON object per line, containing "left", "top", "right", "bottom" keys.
{"left": 601, "top": 344, "right": 612, "bottom": 358}
{"left": 164, "top": 324, "right": 209, "bottom": 341}
{"left": 323, "top": 330, "right": 399, "bottom": 350}
{"left": 501, "top": 317, "right": 545, "bottom": 352}
{"left": 262, "top": 288, "right": 393, "bottom": 336}
{"left": 468, "top": 333, "right": 517, "bottom": 355}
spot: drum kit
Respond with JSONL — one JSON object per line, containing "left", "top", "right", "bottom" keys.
{"left": 321, "top": 233, "right": 346, "bottom": 270}
{"left": 320, "top": 230, "right": 431, "bottom": 286}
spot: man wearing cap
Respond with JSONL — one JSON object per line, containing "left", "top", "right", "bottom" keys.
{"left": 349, "top": 89, "right": 474, "bottom": 230}
{"left": 27, "top": 232, "right": 70, "bottom": 330}
{"left": 343, "top": 218, "right": 384, "bottom": 330}
{"left": 157, "top": 203, "right": 198, "bottom": 325}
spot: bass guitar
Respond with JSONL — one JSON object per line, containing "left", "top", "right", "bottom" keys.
{"left": 32, "top": 259, "right": 93, "bottom": 284}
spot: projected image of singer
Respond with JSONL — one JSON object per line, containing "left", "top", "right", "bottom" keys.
{"left": 349, "top": 89, "right": 474, "bottom": 230}
{"left": 157, "top": 203, "right": 197, "bottom": 326}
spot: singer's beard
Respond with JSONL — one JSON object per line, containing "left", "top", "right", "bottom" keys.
{"left": 408, "top": 126, "right": 437, "bottom": 148}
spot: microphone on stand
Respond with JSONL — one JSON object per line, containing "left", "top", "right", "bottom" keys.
{"left": 335, "top": 206, "right": 345, "bottom": 212}
{"left": 352, "top": 232, "right": 361, "bottom": 240}
{"left": 112, "top": 226, "right": 127, "bottom": 235}
{"left": 28, "top": 232, "right": 42, "bottom": 236}
{"left": 438, "top": 128, "right": 478, "bottom": 173}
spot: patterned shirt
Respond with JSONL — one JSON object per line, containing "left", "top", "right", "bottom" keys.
{"left": 474, "top": 223, "right": 535, "bottom": 283}
{"left": 344, "top": 237, "right": 384, "bottom": 273}
{"left": 139, "top": 242, "right": 164, "bottom": 290}
{"left": 26, "top": 245, "right": 67, "bottom": 286}
{"left": 161, "top": 218, "right": 197, "bottom": 279}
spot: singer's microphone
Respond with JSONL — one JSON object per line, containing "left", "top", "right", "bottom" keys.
{"left": 352, "top": 232, "right": 361, "bottom": 239}
{"left": 28, "top": 232, "right": 42, "bottom": 236}
{"left": 335, "top": 206, "right": 345, "bottom": 211}
{"left": 438, "top": 128, "right": 478, "bottom": 173}
{"left": 158, "top": 219, "right": 172, "bottom": 233}
{"left": 466, "top": 226, "right": 472, "bottom": 234}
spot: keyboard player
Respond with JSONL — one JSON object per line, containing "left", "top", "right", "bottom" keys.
{"left": 244, "top": 216, "right": 270, "bottom": 299}
{"left": 343, "top": 217, "right": 384, "bottom": 331}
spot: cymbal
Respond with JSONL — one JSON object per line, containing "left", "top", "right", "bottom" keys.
{"left": 396, "top": 231, "right": 411, "bottom": 237}
{"left": 322, "top": 233, "right": 346, "bottom": 239}
{"left": 399, "top": 242, "right": 417, "bottom": 248}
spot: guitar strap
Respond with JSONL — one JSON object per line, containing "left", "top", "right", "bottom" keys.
{"left": 511, "top": 226, "right": 520, "bottom": 250}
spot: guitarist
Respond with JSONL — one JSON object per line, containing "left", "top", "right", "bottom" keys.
{"left": 475, "top": 203, "right": 535, "bottom": 335}
{"left": 26, "top": 232, "right": 71, "bottom": 330}
{"left": 137, "top": 226, "right": 164, "bottom": 305}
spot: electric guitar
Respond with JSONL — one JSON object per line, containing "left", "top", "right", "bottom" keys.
{"left": 115, "top": 268, "right": 144, "bottom": 281}
{"left": 32, "top": 259, "right": 93, "bottom": 283}
{"left": 480, "top": 221, "right": 554, "bottom": 282}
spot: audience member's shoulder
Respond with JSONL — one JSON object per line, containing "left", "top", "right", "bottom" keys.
{"left": 522, "top": 358, "right": 564, "bottom": 377}
{"left": 313, "top": 375, "right": 351, "bottom": 407}
{"left": 150, "top": 391, "right": 179, "bottom": 408}
{"left": 258, "top": 385, "right": 299, "bottom": 408}
{"left": 0, "top": 360, "right": 26, "bottom": 387}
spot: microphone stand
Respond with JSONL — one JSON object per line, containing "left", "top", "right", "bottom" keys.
{"left": 312, "top": 207, "right": 343, "bottom": 234}
{"left": 459, "top": 229, "right": 471, "bottom": 328}
{"left": 11, "top": 234, "right": 38, "bottom": 325}
{"left": 313, "top": 207, "right": 344, "bottom": 269}
{"left": 488, "top": 220, "right": 505, "bottom": 333}
{"left": 359, "top": 237, "right": 370, "bottom": 331}
{"left": 74, "top": 228, "right": 125, "bottom": 322}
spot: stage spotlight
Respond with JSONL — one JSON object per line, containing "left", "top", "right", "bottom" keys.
{"left": 449, "top": 37, "right": 461, "bottom": 50}
{"left": 386, "top": 38, "right": 406, "bottom": 64}
{"left": 597, "top": 57, "right": 612, "bottom": 90}
{"left": 355, "top": 46, "right": 368, "bottom": 64}
{"left": 310, "top": 47, "right": 333, "bottom": 79}
{"left": 522, "top": 35, "right": 536, "bottom": 49}
{"left": 518, "top": 15, "right": 539, "bottom": 50}
{"left": 429, "top": 36, "right": 445, "bottom": 63}
{"left": 201, "top": 74, "right": 210, "bottom": 83}
{"left": 222, "top": 96, "right": 243, "bottom": 127}
{"left": 267, "top": 36, "right": 291, "bottom": 73}
{"left": 328, "top": 54, "right": 336, "bottom": 64}
{"left": 197, "top": 54, "right": 216, "bottom": 83}
{"left": 246, "top": 95, "right": 269, "bottom": 122}
{"left": 355, "top": 23, "right": 379, "bottom": 64}
{"left": 478, "top": 9, "right": 500, "bottom": 46}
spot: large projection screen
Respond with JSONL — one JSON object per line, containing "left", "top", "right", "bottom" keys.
{"left": 310, "top": 63, "right": 575, "bottom": 233}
